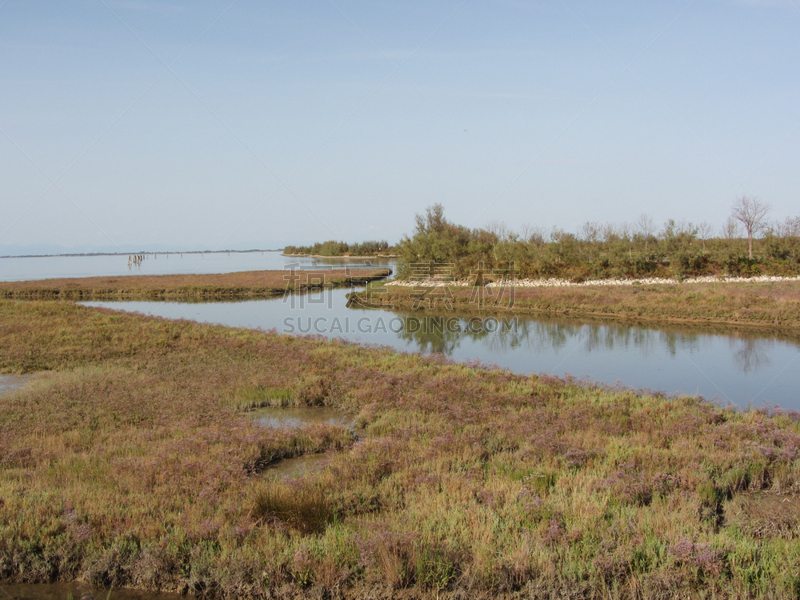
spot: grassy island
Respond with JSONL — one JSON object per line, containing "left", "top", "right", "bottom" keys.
{"left": 2, "top": 299, "right": 800, "bottom": 598}
{"left": 355, "top": 279, "right": 800, "bottom": 331}
{"left": 0, "top": 269, "right": 391, "bottom": 302}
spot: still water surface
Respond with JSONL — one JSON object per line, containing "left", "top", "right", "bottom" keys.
{"left": 0, "top": 250, "right": 393, "bottom": 282}
{"left": 250, "top": 406, "right": 355, "bottom": 430}
{"left": 2, "top": 251, "right": 797, "bottom": 410}
{"left": 84, "top": 287, "right": 800, "bottom": 411}
{"left": 0, "top": 374, "right": 34, "bottom": 396}
{"left": 0, "top": 582, "right": 182, "bottom": 600}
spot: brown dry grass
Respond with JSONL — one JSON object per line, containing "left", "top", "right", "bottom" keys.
{"left": 374, "top": 280, "right": 800, "bottom": 330}
{"left": 726, "top": 493, "right": 800, "bottom": 539}
{"left": 0, "top": 269, "right": 390, "bottom": 301}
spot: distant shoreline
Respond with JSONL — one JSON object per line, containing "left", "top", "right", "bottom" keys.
{"left": 1, "top": 250, "right": 397, "bottom": 260}
{"left": 0, "top": 249, "right": 281, "bottom": 259}
{"left": 281, "top": 253, "right": 399, "bottom": 259}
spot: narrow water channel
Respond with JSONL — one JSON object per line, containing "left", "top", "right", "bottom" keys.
{"left": 83, "top": 287, "right": 800, "bottom": 411}
{"left": 0, "top": 582, "right": 182, "bottom": 600}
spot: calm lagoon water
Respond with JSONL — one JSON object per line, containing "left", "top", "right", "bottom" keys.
{"left": 84, "top": 287, "right": 800, "bottom": 411}
{"left": 0, "top": 250, "right": 394, "bottom": 282}
{"left": 3, "top": 251, "right": 796, "bottom": 411}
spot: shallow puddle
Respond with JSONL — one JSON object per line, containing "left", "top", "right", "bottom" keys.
{"left": 0, "top": 374, "right": 35, "bottom": 397}
{"left": 251, "top": 408, "right": 354, "bottom": 478}
{"left": 265, "top": 452, "right": 331, "bottom": 479}
{"left": 250, "top": 406, "right": 354, "bottom": 429}
{"left": 0, "top": 582, "right": 182, "bottom": 599}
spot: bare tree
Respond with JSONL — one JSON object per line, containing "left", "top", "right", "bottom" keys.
{"left": 521, "top": 224, "right": 546, "bottom": 246}
{"left": 601, "top": 223, "right": 619, "bottom": 243}
{"left": 776, "top": 216, "right": 800, "bottom": 239}
{"left": 697, "top": 221, "right": 713, "bottom": 252}
{"left": 486, "top": 220, "right": 510, "bottom": 240}
{"left": 731, "top": 196, "right": 771, "bottom": 259}
{"left": 635, "top": 213, "right": 655, "bottom": 235}
{"left": 722, "top": 216, "right": 740, "bottom": 240}
{"left": 636, "top": 213, "right": 655, "bottom": 238}
{"left": 633, "top": 213, "right": 656, "bottom": 252}
{"left": 579, "top": 221, "right": 601, "bottom": 243}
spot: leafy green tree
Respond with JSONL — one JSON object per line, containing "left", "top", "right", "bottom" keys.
{"left": 398, "top": 204, "right": 472, "bottom": 276}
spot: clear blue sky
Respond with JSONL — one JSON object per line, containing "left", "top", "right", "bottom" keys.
{"left": 1, "top": 0, "right": 798, "bottom": 253}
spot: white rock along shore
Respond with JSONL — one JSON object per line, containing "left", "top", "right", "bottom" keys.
{"left": 384, "top": 275, "right": 800, "bottom": 288}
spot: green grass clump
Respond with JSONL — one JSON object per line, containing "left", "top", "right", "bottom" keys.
{"left": 252, "top": 482, "right": 334, "bottom": 534}
{"left": 231, "top": 385, "right": 294, "bottom": 409}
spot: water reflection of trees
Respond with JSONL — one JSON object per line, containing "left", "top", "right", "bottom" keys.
{"left": 389, "top": 311, "right": 795, "bottom": 375}
{"left": 730, "top": 338, "right": 773, "bottom": 373}
{"left": 394, "top": 314, "right": 513, "bottom": 355}
{"left": 306, "top": 257, "right": 396, "bottom": 269}
{"left": 393, "top": 313, "right": 706, "bottom": 357}
{"left": 395, "top": 315, "right": 463, "bottom": 355}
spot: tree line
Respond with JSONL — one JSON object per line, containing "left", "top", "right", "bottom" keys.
{"left": 395, "top": 197, "right": 800, "bottom": 280}
{"left": 284, "top": 239, "right": 395, "bottom": 257}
